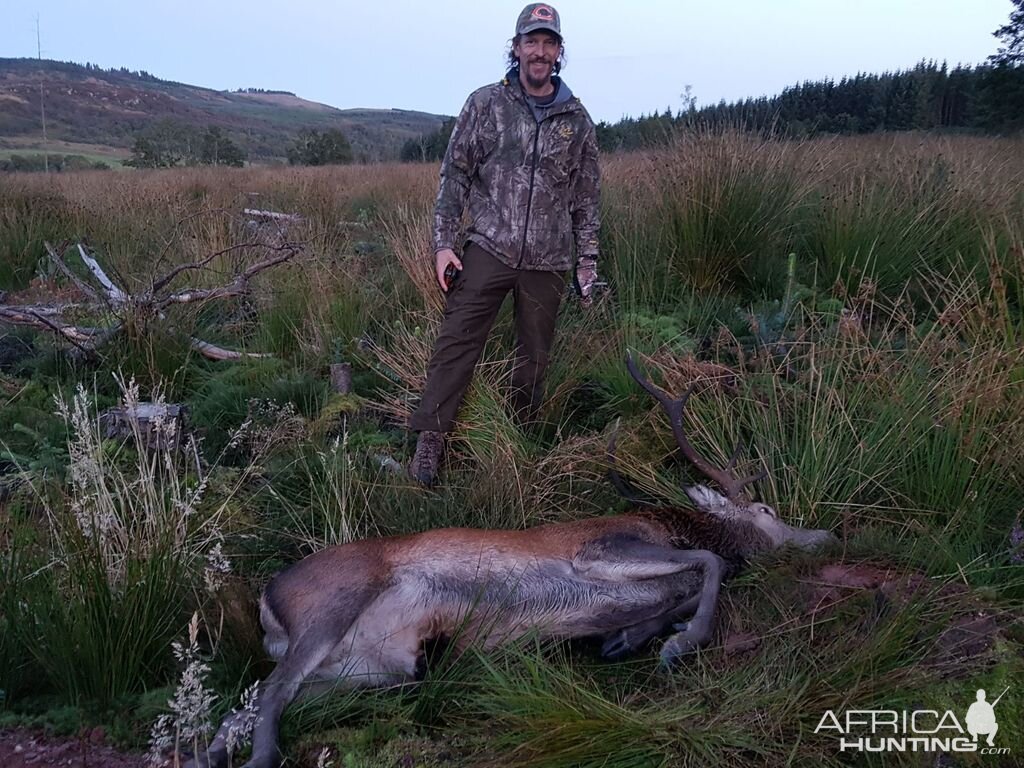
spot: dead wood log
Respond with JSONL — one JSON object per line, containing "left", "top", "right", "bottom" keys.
{"left": 243, "top": 208, "right": 303, "bottom": 224}
{"left": 329, "top": 362, "right": 353, "bottom": 395}
{"left": 99, "top": 402, "right": 188, "bottom": 450}
{"left": 43, "top": 241, "right": 103, "bottom": 304}
{"left": 0, "top": 228, "right": 303, "bottom": 362}
{"left": 189, "top": 338, "right": 272, "bottom": 361}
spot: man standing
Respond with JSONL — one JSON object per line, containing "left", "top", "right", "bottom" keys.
{"left": 408, "top": 3, "right": 602, "bottom": 485}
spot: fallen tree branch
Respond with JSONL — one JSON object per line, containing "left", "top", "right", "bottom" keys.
{"left": 243, "top": 208, "right": 303, "bottom": 223}
{"left": 77, "top": 244, "right": 129, "bottom": 307}
{"left": 2, "top": 214, "right": 303, "bottom": 362}
{"left": 44, "top": 241, "right": 104, "bottom": 304}
{"left": 155, "top": 244, "right": 301, "bottom": 311}
{"left": 149, "top": 241, "right": 264, "bottom": 296}
{"left": 189, "top": 338, "right": 273, "bottom": 361}
{"left": 0, "top": 302, "right": 91, "bottom": 318}
{"left": 0, "top": 305, "right": 117, "bottom": 350}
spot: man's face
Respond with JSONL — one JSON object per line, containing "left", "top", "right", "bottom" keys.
{"left": 514, "top": 31, "right": 562, "bottom": 90}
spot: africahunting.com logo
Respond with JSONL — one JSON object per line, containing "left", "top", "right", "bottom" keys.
{"left": 814, "top": 687, "right": 1010, "bottom": 755}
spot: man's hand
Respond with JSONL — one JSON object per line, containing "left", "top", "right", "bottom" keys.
{"left": 574, "top": 257, "right": 602, "bottom": 307}
{"left": 435, "top": 248, "right": 463, "bottom": 293}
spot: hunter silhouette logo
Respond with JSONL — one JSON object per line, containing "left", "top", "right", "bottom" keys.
{"left": 814, "top": 686, "right": 1011, "bottom": 755}
{"left": 966, "top": 687, "right": 1007, "bottom": 748}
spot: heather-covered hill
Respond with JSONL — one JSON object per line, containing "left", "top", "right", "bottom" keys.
{"left": 0, "top": 58, "right": 448, "bottom": 162}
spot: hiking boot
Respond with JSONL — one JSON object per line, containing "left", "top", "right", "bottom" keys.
{"left": 409, "top": 430, "right": 444, "bottom": 486}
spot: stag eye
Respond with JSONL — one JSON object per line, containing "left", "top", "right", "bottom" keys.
{"left": 753, "top": 503, "right": 778, "bottom": 519}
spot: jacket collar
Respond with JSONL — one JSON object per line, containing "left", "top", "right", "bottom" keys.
{"left": 502, "top": 69, "right": 580, "bottom": 118}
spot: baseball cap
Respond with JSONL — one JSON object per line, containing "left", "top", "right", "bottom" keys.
{"left": 516, "top": 3, "right": 561, "bottom": 38}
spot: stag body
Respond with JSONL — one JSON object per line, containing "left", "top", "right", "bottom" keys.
{"left": 188, "top": 357, "right": 834, "bottom": 768}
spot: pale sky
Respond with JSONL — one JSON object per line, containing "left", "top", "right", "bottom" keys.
{"left": 0, "top": 1, "right": 1014, "bottom": 123}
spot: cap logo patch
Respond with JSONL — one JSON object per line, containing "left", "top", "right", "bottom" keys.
{"left": 531, "top": 5, "right": 555, "bottom": 21}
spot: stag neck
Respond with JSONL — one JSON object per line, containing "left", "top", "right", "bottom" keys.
{"left": 632, "top": 505, "right": 774, "bottom": 563}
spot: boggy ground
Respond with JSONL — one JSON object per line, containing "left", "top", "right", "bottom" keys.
{"left": 1, "top": 131, "right": 1023, "bottom": 766}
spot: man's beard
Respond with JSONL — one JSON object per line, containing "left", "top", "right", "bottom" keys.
{"left": 523, "top": 59, "right": 553, "bottom": 90}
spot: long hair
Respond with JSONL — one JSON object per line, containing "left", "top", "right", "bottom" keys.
{"left": 506, "top": 34, "right": 566, "bottom": 75}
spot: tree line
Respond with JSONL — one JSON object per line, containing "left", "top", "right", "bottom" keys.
{"left": 400, "top": 60, "right": 1023, "bottom": 160}
{"left": 597, "top": 61, "right": 1024, "bottom": 152}
{"left": 403, "top": 3, "right": 1024, "bottom": 157}
{"left": 125, "top": 121, "right": 248, "bottom": 168}
{"left": 123, "top": 121, "right": 354, "bottom": 168}
{"left": 0, "top": 154, "right": 110, "bottom": 173}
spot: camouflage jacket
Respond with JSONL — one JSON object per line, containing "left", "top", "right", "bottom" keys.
{"left": 432, "top": 72, "right": 601, "bottom": 272}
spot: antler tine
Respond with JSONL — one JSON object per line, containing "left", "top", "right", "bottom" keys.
{"left": 725, "top": 443, "right": 743, "bottom": 470}
{"left": 725, "top": 444, "right": 770, "bottom": 497}
{"left": 625, "top": 352, "right": 760, "bottom": 501}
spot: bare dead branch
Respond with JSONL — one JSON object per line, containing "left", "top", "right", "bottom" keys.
{"left": 0, "top": 302, "right": 95, "bottom": 317}
{"left": 0, "top": 305, "right": 117, "bottom": 352}
{"left": 44, "top": 241, "right": 104, "bottom": 303}
{"left": 4, "top": 231, "right": 298, "bottom": 363}
{"left": 190, "top": 338, "right": 272, "bottom": 361}
{"left": 152, "top": 207, "right": 239, "bottom": 277}
{"left": 149, "top": 241, "right": 265, "bottom": 296}
{"left": 77, "top": 244, "right": 129, "bottom": 306}
{"left": 155, "top": 244, "right": 301, "bottom": 311}
{"left": 243, "top": 208, "right": 304, "bottom": 223}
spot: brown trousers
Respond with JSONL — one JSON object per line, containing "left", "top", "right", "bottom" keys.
{"left": 409, "top": 243, "right": 566, "bottom": 433}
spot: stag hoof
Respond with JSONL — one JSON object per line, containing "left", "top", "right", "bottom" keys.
{"left": 601, "top": 616, "right": 668, "bottom": 659}
{"left": 598, "top": 626, "right": 634, "bottom": 659}
{"left": 659, "top": 623, "right": 710, "bottom": 666}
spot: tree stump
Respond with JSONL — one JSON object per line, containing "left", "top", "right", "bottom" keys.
{"left": 330, "top": 362, "right": 353, "bottom": 395}
{"left": 98, "top": 403, "right": 188, "bottom": 451}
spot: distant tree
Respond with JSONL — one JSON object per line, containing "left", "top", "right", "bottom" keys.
{"left": 400, "top": 118, "right": 455, "bottom": 162}
{"left": 990, "top": 0, "right": 1024, "bottom": 66}
{"left": 126, "top": 122, "right": 247, "bottom": 168}
{"left": 977, "top": 0, "right": 1024, "bottom": 131}
{"left": 0, "top": 154, "right": 110, "bottom": 173}
{"left": 199, "top": 126, "right": 246, "bottom": 167}
{"left": 125, "top": 119, "right": 195, "bottom": 168}
{"left": 287, "top": 128, "right": 353, "bottom": 166}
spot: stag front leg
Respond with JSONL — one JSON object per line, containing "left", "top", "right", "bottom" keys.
{"left": 573, "top": 535, "right": 726, "bottom": 660}
{"left": 658, "top": 551, "right": 724, "bottom": 664}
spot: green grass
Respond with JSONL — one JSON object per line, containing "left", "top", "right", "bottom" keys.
{"left": 1, "top": 131, "right": 1022, "bottom": 765}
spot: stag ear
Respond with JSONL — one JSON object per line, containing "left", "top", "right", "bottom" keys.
{"left": 684, "top": 485, "right": 732, "bottom": 516}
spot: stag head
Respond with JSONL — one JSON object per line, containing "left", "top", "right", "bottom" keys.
{"left": 625, "top": 353, "right": 836, "bottom": 555}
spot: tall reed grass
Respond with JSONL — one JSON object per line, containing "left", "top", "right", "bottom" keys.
{"left": 1, "top": 130, "right": 1022, "bottom": 763}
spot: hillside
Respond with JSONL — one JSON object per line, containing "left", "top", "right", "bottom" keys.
{"left": 0, "top": 58, "right": 448, "bottom": 163}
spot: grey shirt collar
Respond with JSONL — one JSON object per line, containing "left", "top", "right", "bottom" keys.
{"left": 520, "top": 75, "right": 574, "bottom": 122}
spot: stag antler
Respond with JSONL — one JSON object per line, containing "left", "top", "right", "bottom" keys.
{"left": 625, "top": 352, "right": 766, "bottom": 501}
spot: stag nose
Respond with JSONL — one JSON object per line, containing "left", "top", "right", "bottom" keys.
{"left": 791, "top": 526, "right": 838, "bottom": 551}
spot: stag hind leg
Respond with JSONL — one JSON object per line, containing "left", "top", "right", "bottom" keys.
{"left": 185, "top": 582, "right": 381, "bottom": 768}
{"left": 600, "top": 591, "right": 701, "bottom": 659}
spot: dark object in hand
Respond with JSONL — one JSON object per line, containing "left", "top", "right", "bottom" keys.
{"left": 444, "top": 263, "right": 461, "bottom": 288}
